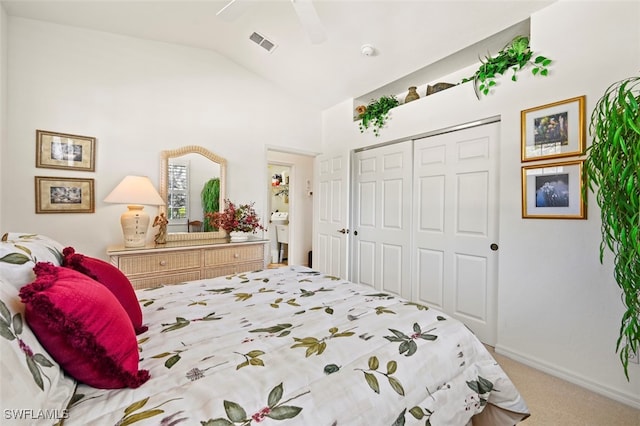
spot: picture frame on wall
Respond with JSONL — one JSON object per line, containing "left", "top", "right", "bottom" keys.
{"left": 521, "top": 160, "right": 586, "bottom": 219}
{"left": 36, "top": 130, "right": 96, "bottom": 172}
{"left": 35, "top": 176, "right": 95, "bottom": 214}
{"left": 521, "top": 95, "right": 585, "bottom": 162}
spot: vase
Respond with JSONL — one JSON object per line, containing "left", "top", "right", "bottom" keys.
{"left": 229, "top": 231, "right": 250, "bottom": 242}
{"left": 404, "top": 86, "right": 420, "bottom": 103}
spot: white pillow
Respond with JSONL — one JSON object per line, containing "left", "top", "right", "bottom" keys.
{"left": 0, "top": 233, "right": 64, "bottom": 289}
{"left": 0, "top": 277, "right": 76, "bottom": 425}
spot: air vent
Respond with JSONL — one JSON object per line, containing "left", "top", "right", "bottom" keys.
{"left": 249, "top": 32, "right": 277, "bottom": 53}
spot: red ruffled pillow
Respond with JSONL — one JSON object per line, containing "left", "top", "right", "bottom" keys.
{"left": 62, "top": 247, "right": 147, "bottom": 334}
{"left": 19, "top": 262, "right": 150, "bottom": 389}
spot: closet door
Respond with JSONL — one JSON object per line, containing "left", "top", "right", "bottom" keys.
{"left": 351, "top": 141, "right": 413, "bottom": 299}
{"left": 413, "top": 122, "right": 500, "bottom": 345}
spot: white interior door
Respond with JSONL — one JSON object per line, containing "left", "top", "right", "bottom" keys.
{"left": 351, "top": 141, "right": 413, "bottom": 299}
{"left": 413, "top": 121, "right": 500, "bottom": 344}
{"left": 314, "top": 152, "right": 349, "bottom": 278}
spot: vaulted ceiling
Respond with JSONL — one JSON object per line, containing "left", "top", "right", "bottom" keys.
{"left": 1, "top": 0, "right": 555, "bottom": 109}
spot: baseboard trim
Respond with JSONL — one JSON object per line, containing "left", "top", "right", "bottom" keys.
{"left": 494, "top": 344, "right": 640, "bottom": 410}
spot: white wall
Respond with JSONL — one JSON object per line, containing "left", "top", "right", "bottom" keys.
{"left": 1, "top": 17, "right": 322, "bottom": 258}
{"left": 322, "top": 0, "right": 640, "bottom": 408}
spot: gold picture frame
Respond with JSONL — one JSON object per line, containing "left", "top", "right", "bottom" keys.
{"left": 36, "top": 130, "right": 96, "bottom": 171}
{"left": 35, "top": 176, "right": 95, "bottom": 214}
{"left": 521, "top": 96, "right": 585, "bottom": 162}
{"left": 521, "top": 160, "right": 586, "bottom": 219}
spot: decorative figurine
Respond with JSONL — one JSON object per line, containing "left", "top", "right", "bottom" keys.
{"left": 153, "top": 212, "right": 169, "bottom": 244}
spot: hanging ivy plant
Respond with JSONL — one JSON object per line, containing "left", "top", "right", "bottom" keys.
{"left": 357, "top": 95, "right": 400, "bottom": 137}
{"left": 584, "top": 76, "right": 640, "bottom": 379}
{"left": 461, "top": 35, "right": 552, "bottom": 98}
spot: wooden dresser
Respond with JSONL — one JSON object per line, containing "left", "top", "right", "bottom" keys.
{"left": 107, "top": 239, "right": 269, "bottom": 290}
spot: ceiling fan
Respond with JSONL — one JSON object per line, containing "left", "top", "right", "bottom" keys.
{"left": 216, "top": 0, "right": 327, "bottom": 44}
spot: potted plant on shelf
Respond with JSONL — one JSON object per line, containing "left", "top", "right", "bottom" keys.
{"left": 584, "top": 75, "right": 640, "bottom": 379}
{"left": 205, "top": 199, "right": 266, "bottom": 241}
{"left": 356, "top": 95, "right": 400, "bottom": 137}
{"left": 461, "top": 35, "right": 552, "bottom": 98}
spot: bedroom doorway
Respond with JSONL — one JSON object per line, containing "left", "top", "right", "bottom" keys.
{"left": 268, "top": 163, "right": 291, "bottom": 266}
{"left": 266, "top": 150, "right": 314, "bottom": 268}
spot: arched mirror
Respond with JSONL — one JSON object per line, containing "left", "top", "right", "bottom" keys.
{"left": 159, "top": 145, "right": 227, "bottom": 241}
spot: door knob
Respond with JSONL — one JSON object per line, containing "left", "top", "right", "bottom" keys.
{"left": 490, "top": 243, "right": 499, "bottom": 251}
{"left": 338, "top": 228, "right": 349, "bottom": 234}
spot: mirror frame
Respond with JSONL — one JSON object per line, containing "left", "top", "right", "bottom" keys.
{"left": 159, "top": 145, "right": 227, "bottom": 241}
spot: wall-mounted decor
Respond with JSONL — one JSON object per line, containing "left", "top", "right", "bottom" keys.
{"left": 35, "top": 176, "right": 95, "bottom": 213}
{"left": 521, "top": 160, "right": 586, "bottom": 219}
{"left": 521, "top": 96, "right": 585, "bottom": 162}
{"left": 36, "top": 130, "right": 96, "bottom": 171}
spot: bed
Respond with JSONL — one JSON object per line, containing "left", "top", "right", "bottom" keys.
{"left": 0, "top": 234, "right": 529, "bottom": 425}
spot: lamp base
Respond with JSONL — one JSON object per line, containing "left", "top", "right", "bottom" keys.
{"left": 120, "top": 205, "right": 150, "bottom": 248}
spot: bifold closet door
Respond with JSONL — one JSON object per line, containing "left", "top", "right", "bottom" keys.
{"left": 351, "top": 141, "right": 413, "bottom": 299}
{"left": 413, "top": 122, "right": 500, "bottom": 345}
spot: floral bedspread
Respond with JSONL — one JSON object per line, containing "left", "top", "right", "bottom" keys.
{"left": 65, "top": 266, "right": 529, "bottom": 425}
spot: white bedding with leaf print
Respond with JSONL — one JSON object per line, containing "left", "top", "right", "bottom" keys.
{"left": 66, "top": 266, "right": 529, "bottom": 425}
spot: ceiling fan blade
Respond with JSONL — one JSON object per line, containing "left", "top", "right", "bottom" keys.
{"left": 291, "top": 0, "right": 327, "bottom": 44}
{"left": 216, "top": 0, "right": 251, "bottom": 22}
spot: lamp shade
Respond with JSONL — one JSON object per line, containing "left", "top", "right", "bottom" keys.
{"left": 104, "top": 176, "right": 164, "bottom": 206}
{"left": 105, "top": 176, "right": 164, "bottom": 248}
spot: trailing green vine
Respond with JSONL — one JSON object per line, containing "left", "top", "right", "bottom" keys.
{"left": 356, "top": 95, "right": 400, "bottom": 137}
{"left": 584, "top": 76, "right": 640, "bottom": 379}
{"left": 461, "top": 35, "right": 552, "bottom": 98}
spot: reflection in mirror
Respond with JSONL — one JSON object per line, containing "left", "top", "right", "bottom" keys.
{"left": 159, "top": 146, "right": 227, "bottom": 241}
{"left": 167, "top": 155, "right": 219, "bottom": 230}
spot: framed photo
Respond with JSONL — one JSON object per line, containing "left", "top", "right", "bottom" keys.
{"left": 521, "top": 160, "right": 586, "bottom": 219}
{"left": 36, "top": 130, "right": 96, "bottom": 171}
{"left": 521, "top": 96, "right": 585, "bottom": 162}
{"left": 35, "top": 177, "right": 95, "bottom": 214}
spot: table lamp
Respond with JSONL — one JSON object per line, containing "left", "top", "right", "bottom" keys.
{"left": 104, "top": 175, "right": 164, "bottom": 248}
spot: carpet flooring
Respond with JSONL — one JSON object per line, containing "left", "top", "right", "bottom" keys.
{"left": 489, "top": 347, "right": 640, "bottom": 425}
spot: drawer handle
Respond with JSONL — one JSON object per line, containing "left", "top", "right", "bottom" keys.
{"left": 234, "top": 253, "right": 240, "bottom": 258}
{"left": 159, "top": 260, "right": 167, "bottom": 266}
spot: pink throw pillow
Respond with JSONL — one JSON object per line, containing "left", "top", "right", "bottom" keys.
{"left": 19, "top": 262, "right": 150, "bottom": 389}
{"left": 62, "top": 247, "right": 147, "bottom": 334}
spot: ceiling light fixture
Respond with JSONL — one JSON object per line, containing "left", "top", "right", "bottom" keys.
{"left": 361, "top": 44, "right": 375, "bottom": 57}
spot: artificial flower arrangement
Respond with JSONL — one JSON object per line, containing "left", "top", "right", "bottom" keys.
{"left": 205, "top": 199, "right": 266, "bottom": 234}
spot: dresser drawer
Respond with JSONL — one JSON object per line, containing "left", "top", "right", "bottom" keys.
{"left": 118, "top": 250, "right": 201, "bottom": 275}
{"left": 203, "top": 245, "right": 263, "bottom": 267}
{"left": 108, "top": 240, "right": 267, "bottom": 289}
{"left": 129, "top": 271, "right": 202, "bottom": 290}
{"left": 203, "top": 260, "right": 265, "bottom": 279}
